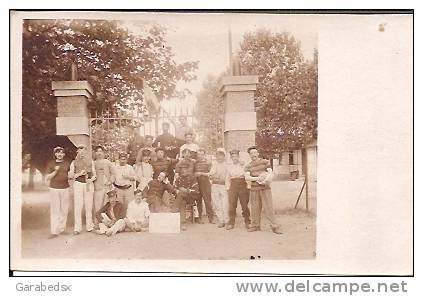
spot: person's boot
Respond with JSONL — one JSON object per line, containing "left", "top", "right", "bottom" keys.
{"left": 208, "top": 216, "right": 216, "bottom": 224}
{"left": 244, "top": 219, "right": 251, "bottom": 229}
{"left": 48, "top": 234, "right": 59, "bottom": 239}
{"left": 247, "top": 225, "right": 260, "bottom": 232}
{"left": 217, "top": 223, "right": 225, "bottom": 228}
{"left": 181, "top": 224, "right": 187, "bottom": 231}
{"left": 225, "top": 224, "right": 234, "bottom": 230}
{"left": 195, "top": 217, "right": 205, "bottom": 224}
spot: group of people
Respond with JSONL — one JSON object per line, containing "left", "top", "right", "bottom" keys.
{"left": 45, "top": 116, "right": 283, "bottom": 239}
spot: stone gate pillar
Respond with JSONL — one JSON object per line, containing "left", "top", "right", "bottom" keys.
{"left": 51, "top": 80, "right": 94, "bottom": 154}
{"left": 220, "top": 75, "right": 259, "bottom": 153}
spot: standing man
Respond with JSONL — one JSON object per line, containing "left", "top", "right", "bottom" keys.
{"left": 226, "top": 149, "right": 251, "bottom": 230}
{"left": 172, "top": 115, "right": 194, "bottom": 148}
{"left": 45, "top": 146, "right": 71, "bottom": 238}
{"left": 174, "top": 149, "right": 199, "bottom": 230}
{"left": 194, "top": 148, "right": 214, "bottom": 224}
{"left": 68, "top": 144, "right": 96, "bottom": 235}
{"left": 244, "top": 146, "right": 283, "bottom": 234}
{"left": 153, "top": 122, "right": 178, "bottom": 159}
{"left": 113, "top": 152, "right": 136, "bottom": 206}
{"left": 208, "top": 148, "right": 229, "bottom": 228}
{"left": 93, "top": 145, "right": 115, "bottom": 224}
{"left": 126, "top": 125, "right": 145, "bottom": 166}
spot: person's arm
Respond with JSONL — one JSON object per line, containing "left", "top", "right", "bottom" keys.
{"left": 68, "top": 161, "right": 76, "bottom": 179}
{"left": 108, "top": 160, "right": 116, "bottom": 184}
{"left": 126, "top": 166, "right": 136, "bottom": 182}
{"left": 45, "top": 162, "right": 58, "bottom": 182}
{"left": 206, "top": 163, "right": 216, "bottom": 177}
{"left": 87, "top": 160, "right": 97, "bottom": 182}
{"left": 245, "top": 171, "right": 259, "bottom": 182}
{"left": 96, "top": 203, "right": 108, "bottom": 222}
{"left": 116, "top": 203, "right": 126, "bottom": 220}
{"left": 225, "top": 168, "right": 231, "bottom": 190}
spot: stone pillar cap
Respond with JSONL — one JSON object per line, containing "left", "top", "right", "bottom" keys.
{"left": 52, "top": 81, "right": 94, "bottom": 96}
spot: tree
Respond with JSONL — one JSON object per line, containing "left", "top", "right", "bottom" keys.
{"left": 22, "top": 19, "right": 198, "bottom": 156}
{"left": 239, "top": 29, "right": 318, "bottom": 153}
{"left": 195, "top": 73, "right": 225, "bottom": 152}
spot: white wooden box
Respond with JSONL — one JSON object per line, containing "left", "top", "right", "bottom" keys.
{"left": 148, "top": 213, "right": 180, "bottom": 233}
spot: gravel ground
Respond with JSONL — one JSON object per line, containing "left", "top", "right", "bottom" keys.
{"left": 20, "top": 180, "right": 316, "bottom": 260}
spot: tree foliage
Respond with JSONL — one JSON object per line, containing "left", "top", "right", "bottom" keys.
{"left": 239, "top": 29, "right": 318, "bottom": 152}
{"left": 22, "top": 19, "right": 198, "bottom": 154}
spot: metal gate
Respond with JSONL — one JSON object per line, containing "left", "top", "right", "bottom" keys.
{"left": 90, "top": 99, "right": 195, "bottom": 160}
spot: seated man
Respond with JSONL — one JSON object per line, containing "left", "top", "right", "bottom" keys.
{"left": 151, "top": 147, "right": 178, "bottom": 185}
{"left": 125, "top": 189, "right": 150, "bottom": 232}
{"left": 143, "top": 171, "right": 178, "bottom": 212}
{"left": 96, "top": 189, "right": 127, "bottom": 237}
{"left": 174, "top": 149, "right": 200, "bottom": 230}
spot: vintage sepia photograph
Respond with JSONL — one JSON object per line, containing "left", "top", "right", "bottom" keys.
{"left": 10, "top": 10, "right": 412, "bottom": 275}
{"left": 16, "top": 12, "right": 317, "bottom": 264}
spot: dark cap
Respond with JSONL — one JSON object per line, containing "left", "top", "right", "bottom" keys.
{"left": 247, "top": 146, "right": 258, "bottom": 154}
{"left": 106, "top": 189, "right": 117, "bottom": 197}
{"left": 53, "top": 146, "right": 65, "bottom": 153}
{"left": 118, "top": 152, "right": 128, "bottom": 159}
{"left": 134, "top": 189, "right": 143, "bottom": 196}
{"left": 145, "top": 135, "right": 154, "bottom": 140}
{"left": 229, "top": 149, "right": 240, "bottom": 156}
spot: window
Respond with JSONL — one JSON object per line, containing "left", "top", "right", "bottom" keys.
{"left": 289, "top": 151, "right": 294, "bottom": 165}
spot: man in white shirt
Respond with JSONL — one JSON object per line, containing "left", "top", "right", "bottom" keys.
{"left": 225, "top": 149, "right": 251, "bottom": 230}
{"left": 125, "top": 189, "right": 150, "bottom": 232}
{"left": 68, "top": 144, "right": 96, "bottom": 235}
{"left": 113, "top": 152, "right": 136, "bottom": 206}
{"left": 179, "top": 132, "right": 199, "bottom": 159}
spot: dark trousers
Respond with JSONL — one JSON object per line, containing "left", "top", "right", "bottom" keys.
{"left": 174, "top": 190, "right": 198, "bottom": 224}
{"left": 228, "top": 178, "right": 251, "bottom": 225}
{"left": 197, "top": 176, "right": 214, "bottom": 219}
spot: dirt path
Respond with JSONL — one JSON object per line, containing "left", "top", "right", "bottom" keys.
{"left": 20, "top": 181, "right": 316, "bottom": 260}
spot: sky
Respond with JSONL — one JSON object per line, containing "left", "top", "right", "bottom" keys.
{"left": 123, "top": 13, "right": 318, "bottom": 122}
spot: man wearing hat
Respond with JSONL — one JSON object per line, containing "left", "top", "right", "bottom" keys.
{"left": 45, "top": 146, "right": 71, "bottom": 238}
{"left": 170, "top": 115, "right": 194, "bottom": 149}
{"left": 68, "top": 144, "right": 96, "bottom": 235}
{"left": 126, "top": 125, "right": 145, "bottom": 166}
{"left": 113, "top": 152, "right": 136, "bottom": 206}
{"left": 194, "top": 148, "right": 214, "bottom": 224}
{"left": 95, "top": 189, "right": 127, "bottom": 236}
{"left": 244, "top": 146, "right": 282, "bottom": 234}
{"left": 207, "top": 148, "right": 229, "bottom": 228}
{"left": 226, "top": 149, "right": 251, "bottom": 230}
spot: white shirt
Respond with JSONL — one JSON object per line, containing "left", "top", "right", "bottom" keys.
{"left": 114, "top": 164, "right": 135, "bottom": 186}
{"left": 180, "top": 142, "right": 199, "bottom": 155}
{"left": 126, "top": 200, "right": 150, "bottom": 223}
